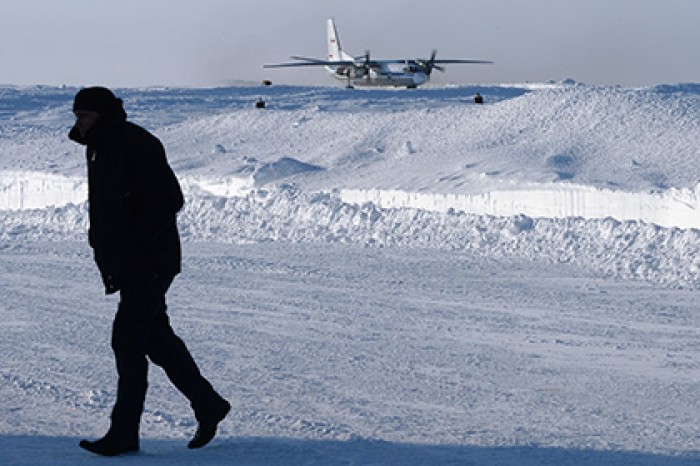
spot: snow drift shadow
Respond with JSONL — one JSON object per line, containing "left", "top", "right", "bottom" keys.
{"left": 252, "top": 157, "right": 324, "bottom": 186}
{"left": 1, "top": 435, "right": 698, "bottom": 466}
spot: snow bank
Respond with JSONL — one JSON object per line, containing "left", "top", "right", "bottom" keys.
{"left": 2, "top": 186, "right": 698, "bottom": 289}
{"left": 4, "top": 169, "right": 698, "bottom": 229}
{"left": 341, "top": 183, "right": 700, "bottom": 229}
{"left": 0, "top": 171, "right": 86, "bottom": 210}
{"left": 178, "top": 188, "right": 700, "bottom": 289}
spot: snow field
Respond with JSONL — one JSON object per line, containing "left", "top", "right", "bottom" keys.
{"left": 1, "top": 83, "right": 700, "bottom": 464}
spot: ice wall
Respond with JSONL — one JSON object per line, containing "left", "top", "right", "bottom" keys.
{"left": 341, "top": 184, "right": 700, "bottom": 229}
{"left": 0, "top": 171, "right": 86, "bottom": 210}
{"left": 0, "top": 171, "right": 254, "bottom": 209}
{"left": 3, "top": 170, "right": 698, "bottom": 230}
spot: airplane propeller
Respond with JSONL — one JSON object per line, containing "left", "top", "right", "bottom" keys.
{"left": 430, "top": 51, "right": 447, "bottom": 72}
{"left": 361, "top": 50, "right": 372, "bottom": 81}
{"left": 416, "top": 50, "right": 443, "bottom": 75}
{"left": 354, "top": 50, "right": 374, "bottom": 72}
{"left": 343, "top": 50, "right": 374, "bottom": 85}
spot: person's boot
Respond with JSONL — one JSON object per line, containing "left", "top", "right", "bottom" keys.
{"left": 188, "top": 398, "right": 231, "bottom": 449}
{"left": 79, "top": 427, "right": 139, "bottom": 456}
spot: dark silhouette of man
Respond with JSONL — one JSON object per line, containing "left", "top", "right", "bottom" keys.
{"left": 69, "top": 87, "right": 230, "bottom": 456}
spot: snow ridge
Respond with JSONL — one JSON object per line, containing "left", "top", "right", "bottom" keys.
{"left": 2, "top": 187, "right": 698, "bottom": 289}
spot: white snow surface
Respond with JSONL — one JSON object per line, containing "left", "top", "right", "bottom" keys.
{"left": 1, "top": 83, "right": 700, "bottom": 465}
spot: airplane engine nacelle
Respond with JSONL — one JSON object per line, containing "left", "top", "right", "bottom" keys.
{"left": 346, "top": 68, "right": 367, "bottom": 79}
{"left": 412, "top": 72, "right": 428, "bottom": 86}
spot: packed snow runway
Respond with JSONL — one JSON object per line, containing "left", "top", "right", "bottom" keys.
{"left": 1, "top": 241, "right": 699, "bottom": 465}
{"left": 0, "top": 83, "right": 699, "bottom": 464}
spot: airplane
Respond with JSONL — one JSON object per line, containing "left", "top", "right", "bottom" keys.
{"left": 263, "top": 18, "right": 493, "bottom": 89}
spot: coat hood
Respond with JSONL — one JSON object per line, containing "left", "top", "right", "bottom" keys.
{"left": 68, "top": 99, "right": 128, "bottom": 146}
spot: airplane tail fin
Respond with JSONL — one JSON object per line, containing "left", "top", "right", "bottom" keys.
{"left": 327, "top": 18, "right": 352, "bottom": 62}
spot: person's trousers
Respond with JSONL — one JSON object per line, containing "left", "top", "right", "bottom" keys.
{"left": 109, "top": 275, "right": 222, "bottom": 434}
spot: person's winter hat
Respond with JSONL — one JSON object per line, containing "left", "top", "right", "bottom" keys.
{"left": 72, "top": 87, "right": 120, "bottom": 113}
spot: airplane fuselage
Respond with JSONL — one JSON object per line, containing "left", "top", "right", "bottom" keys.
{"left": 262, "top": 19, "right": 492, "bottom": 89}
{"left": 326, "top": 65, "right": 428, "bottom": 88}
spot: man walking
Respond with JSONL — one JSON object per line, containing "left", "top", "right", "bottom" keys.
{"left": 69, "top": 87, "right": 230, "bottom": 456}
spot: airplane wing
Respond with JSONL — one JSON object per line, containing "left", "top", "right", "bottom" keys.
{"left": 263, "top": 55, "right": 493, "bottom": 69}
{"left": 432, "top": 59, "right": 494, "bottom": 64}
{"left": 263, "top": 62, "right": 338, "bottom": 68}
{"left": 263, "top": 57, "right": 355, "bottom": 68}
{"left": 373, "top": 59, "right": 493, "bottom": 65}
{"left": 335, "top": 58, "right": 492, "bottom": 65}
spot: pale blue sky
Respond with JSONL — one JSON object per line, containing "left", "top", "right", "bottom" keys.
{"left": 1, "top": 0, "right": 698, "bottom": 87}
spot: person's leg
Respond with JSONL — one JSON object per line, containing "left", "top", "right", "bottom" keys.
{"left": 146, "top": 277, "right": 230, "bottom": 448}
{"left": 80, "top": 279, "right": 163, "bottom": 456}
{"left": 148, "top": 310, "right": 226, "bottom": 411}
{"left": 111, "top": 280, "right": 168, "bottom": 432}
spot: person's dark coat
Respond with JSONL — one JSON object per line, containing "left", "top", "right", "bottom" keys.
{"left": 69, "top": 102, "right": 184, "bottom": 294}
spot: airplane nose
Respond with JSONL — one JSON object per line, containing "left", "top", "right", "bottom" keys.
{"left": 413, "top": 72, "right": 428, "bottom": 85}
